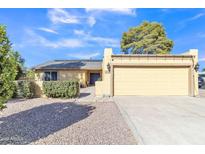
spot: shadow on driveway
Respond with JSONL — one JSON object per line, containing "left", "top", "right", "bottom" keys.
{"left": 0, "top": 102, "right": 95, "bottom": 144}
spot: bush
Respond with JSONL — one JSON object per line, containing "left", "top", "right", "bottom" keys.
{"left": 0, "top": 25, "right": 19, "bottom": 109}
{"left": 0, "top": 101, "right": 6, "bottom": 109}
{"left": 13, "top": 80, "right": 34, "bottom": 98}
{"left": 26, "top": 69, "right": 35, "bottom": 80}
{"left": 12, "top": 82, "right": 18, "bottom": 98}
{"left": 43, "top": 81, "right": 79, "bottom": 98}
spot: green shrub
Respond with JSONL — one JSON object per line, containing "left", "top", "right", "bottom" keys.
{"left": 0, "top": 101, "right": 6, "bottom": 109}
{"left": 12, "top": 82, "right": 18, "bottom": 98}
{"left": 13, "top": 80, "right": 34, "bottom": 98}
{"left": 0, "top": 25, "right": 19, "bottom": 109}
{"left": 26, "top": 69, "right": 35, "bottom": 80}
{"left": 43, "top": 81, "right": 79, "bottom": 98}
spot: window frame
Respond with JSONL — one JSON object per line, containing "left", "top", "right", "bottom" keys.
{"left": 44, "top": 71, "right": 58, "bottom": 81}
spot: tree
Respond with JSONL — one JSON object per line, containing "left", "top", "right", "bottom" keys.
{"left": 202, "top": 68, "right": 205, "bottom": 72}
{"left": 14, "top": 51, "right": 25, "bottom": 80}
{"left": 26, "top": 69, "right": 35, "bottom": 80}
{"left": 0, "top": 25, "right": 18, "bottom": 109}
{"left": 121, "top": 21, "right": 174, "bottom": 54}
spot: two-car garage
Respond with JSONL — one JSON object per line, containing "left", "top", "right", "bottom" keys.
{"left": 113, "top": 66, "right": 190, "bottom": 96}
{"left": 95, "top": 48, "right": 198, "bottom": 97}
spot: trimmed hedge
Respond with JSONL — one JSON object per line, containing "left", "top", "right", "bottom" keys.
{"left": 13, "top": 80, "right": 35, "bottom": 98}
{"left": 43, "top": 81, "right": 79, "bottom": 98}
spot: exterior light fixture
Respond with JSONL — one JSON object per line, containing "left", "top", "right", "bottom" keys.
{"left": 194, "top": 63, "right": 199, "bottom": 72}
{"left": 107, "top": 63, "right": 111, "bottom": 72}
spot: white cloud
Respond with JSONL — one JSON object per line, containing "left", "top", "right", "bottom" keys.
{"left": 181, "top": 13, "right": 205, "bottom": 24}
{"left": 197, "top": 32, "right": 205, "bottom": 38}
{"left": 26, "top": 29, "right": 84, "bottom": 48}
{"left": 23, "top": 27, "right": 119, "bottom": 49}
{"left": 88, "top": 36, "right": 119, "bottom": 47}
{"left": 67, "top": 52, "right": 100, "bottom": 59}
{"left": 188, "top": 13, "right": 205, "bottom": 21}
{"left": 85, "top": 8, "right": 136, "bottom": 16}
{"left": 56, "top": 39, "right": 84, "bottom": 48}
{"left": 73, "top": 29, "right": 86, "bottom": 35}
{"left": 176, "top": 12, "right": 205, "bottom": 30}
{"left": 74, "top": 29, "right": 119, "bottom": 47}
{"left": 87, "top": 16, "right": 96, "bottom": 27}
{"left": 38, "top": 27, "right": 58, "bottom": 34}
{"left": 47, "top": 9, "right": 98, "bottom": 27}
{"left": 48, "top": 8, "right": 80, "bottom": 24}
{"left": 199, "top": 58, "right": 205, "bottom": 62}
{"left": 12, "top": 43, "right": 25, "bottom": 49}
{"left": 46, "top": 8, "right": 136, "bottom": 29}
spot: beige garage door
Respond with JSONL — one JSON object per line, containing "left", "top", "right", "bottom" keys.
{"left": 114, "top": 66, "right": 190, "bottom": 96}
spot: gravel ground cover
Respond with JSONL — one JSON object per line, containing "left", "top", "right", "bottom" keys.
{"left": 0, "top": 98, "right": 137, "bottom": 145}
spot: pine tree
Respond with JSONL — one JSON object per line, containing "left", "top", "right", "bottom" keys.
{"left": 0, "top": 25, "right": 18, "bottom": 109}
{"left": 121, "top": 21, "right": 174, "bottom": 54}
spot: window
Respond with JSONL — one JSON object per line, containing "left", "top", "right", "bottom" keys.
{"left": 44, "top": 72, "right": 57, "bottom": 81}
{"left": 44, "top": 72, "right": 50, "bottom": 81}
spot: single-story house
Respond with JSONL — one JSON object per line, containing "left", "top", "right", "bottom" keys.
{"left": 33, "top": 48, "right": 198, "bottom": 97}
{"left": 34, "top": 60, "right": 102, "bottom": 87}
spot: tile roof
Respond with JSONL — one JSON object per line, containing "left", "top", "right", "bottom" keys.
{"left": 33, "top": 60, "right": 102, "bottom": 70}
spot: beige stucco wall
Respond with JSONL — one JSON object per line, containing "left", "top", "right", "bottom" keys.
{"left": 58, "top": 70, "right": 87, "bottom": 86}
{"left": 95, "top": 48, "right": 112, "bottom": 96}
{"left": 35, "top": 70, "right": 88, "bottom": 87}
{"left": 33, "top": 80, "right": 44, "bottom": 97}
{"left": 96, "top": 48, "right": 199, "bottom": 96}
{"left": 34, "top": 71, "right": 43, "bottom": 81}
{"left": 34, "top": 69, "right": 102, "bottom": 97}
{"left": 111, "top": 56, "right": 193, "bottom": 65}
{"left": 184, "top": 49, "right": 198, "bottom": 96}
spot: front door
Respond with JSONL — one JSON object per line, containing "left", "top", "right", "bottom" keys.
{"left": 90, "top": 73, "right": 100, "bottom": 85}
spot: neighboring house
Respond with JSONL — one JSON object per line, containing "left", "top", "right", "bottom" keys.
{"left": 95, "top": 48, "right": 199, "bottom": 97}
{"left": 33, "top": 60, "right": 102, "bottom": 87}
{"left": 33, "top": 48, "right": 199, "bottom": 97}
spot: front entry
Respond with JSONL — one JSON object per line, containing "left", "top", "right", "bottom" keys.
{"left": 90, "top": 73, "right": 100, "bottom": 85}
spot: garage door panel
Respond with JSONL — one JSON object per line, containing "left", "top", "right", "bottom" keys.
{"left": 114, "top": 67, "right": 189, "bottom": 96}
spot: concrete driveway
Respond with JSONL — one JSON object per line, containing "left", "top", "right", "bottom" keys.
{"left": 114, "top": 96, "right": 205, "bottom": 144}
{"left": 199, "top": 89, "right": 205, "bottom": 97}
{"left": 78, "top": 86, "right": 113, "bottom": 103}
